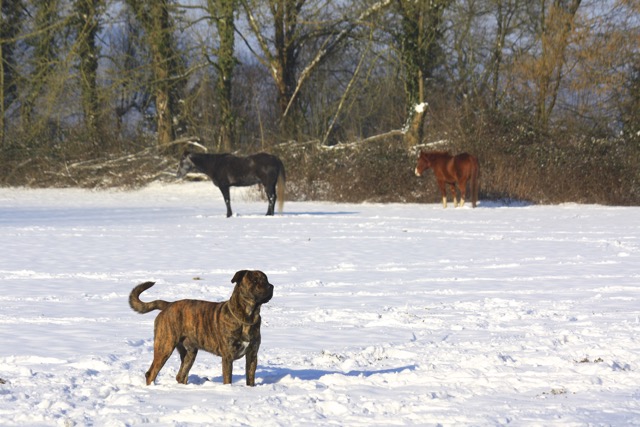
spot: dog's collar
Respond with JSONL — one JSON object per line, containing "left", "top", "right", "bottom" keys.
{"left": 228, "top": 303, "right": 259, "bottom": 326}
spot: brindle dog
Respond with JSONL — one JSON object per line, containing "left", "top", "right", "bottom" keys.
{"left": 129, "top": 270, "right": 274, "bottom": 386}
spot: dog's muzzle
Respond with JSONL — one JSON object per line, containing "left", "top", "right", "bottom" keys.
{"left": 261, "top": 284, "right": 274, "bottom": 304}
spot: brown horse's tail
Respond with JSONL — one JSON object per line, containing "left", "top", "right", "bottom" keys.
{"left": 276, "top": 160, "right": 286, "bottom": 214}
{"left": 471, "top": 156, "right": 480, "bottom": 208}
{"left": 129, "top": 282, "right": 171, "bottom": 314}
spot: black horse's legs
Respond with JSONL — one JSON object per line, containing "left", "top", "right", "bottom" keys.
{"left": 265, "top": 183, "right": 276, "bottom": 216}
{"left": 266, "top": 195, "right": 275, "bottom": 216}
{"left": 218, "top": 185, "right": 233, "bottom": 217}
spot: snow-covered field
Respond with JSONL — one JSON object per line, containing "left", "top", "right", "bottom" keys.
{"left": 1, "top": 182, "right": 639, "bottom": 426}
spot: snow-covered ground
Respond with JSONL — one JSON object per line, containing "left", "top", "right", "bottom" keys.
{"left": 1, "top": 182, "right": 639, "bottom": 426}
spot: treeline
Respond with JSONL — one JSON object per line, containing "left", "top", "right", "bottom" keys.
{"left": 1, "top": 0, "right": 639, "bottom": 204}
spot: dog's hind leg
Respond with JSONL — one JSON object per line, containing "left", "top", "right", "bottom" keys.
{"left": 176, "top": 345, "right": 198, "bottom": 384}
{"left": 145, "top": 340, "right": 175, "bottom": 385}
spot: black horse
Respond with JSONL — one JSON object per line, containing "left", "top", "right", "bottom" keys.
{"left": 177, "top": 152, "right": 286, "bottom": 217}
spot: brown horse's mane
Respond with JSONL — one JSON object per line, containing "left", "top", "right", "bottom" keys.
{"left": 421, "top": 150, "right": 451, "bottom": 157}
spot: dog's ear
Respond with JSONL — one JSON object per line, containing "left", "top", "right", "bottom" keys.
{"left": 231, "top": 270, "right": 249, "bottom": 284}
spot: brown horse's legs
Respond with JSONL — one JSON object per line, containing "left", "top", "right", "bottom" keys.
{"left": 458, "top": 179, "right": 468, "bottom": 207}
{"left": 449, "top": 183, "right": 458, "bottom": 207}
{"left": 437, "top": 181, "right": 448, "bottom": 208}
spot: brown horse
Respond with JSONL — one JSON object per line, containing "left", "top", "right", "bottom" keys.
{"left": 415, "top": 151, "right": 480, "bottom": 208}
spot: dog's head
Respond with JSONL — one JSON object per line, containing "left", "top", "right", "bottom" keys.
{"left": 231, "top": 270, "right": 274, "bottom": 304}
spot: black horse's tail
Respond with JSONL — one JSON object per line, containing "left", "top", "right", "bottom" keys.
{"left": 277, "top": 159, "right": 286, "bottom": 214}
{"left": 129, "top": 282, "right": 171, "bottom": 314}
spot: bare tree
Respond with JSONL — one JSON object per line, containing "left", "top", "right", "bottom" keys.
{"left": 72, "top": 0, "right": 103, "bottom": 136}
{"left": 104, "top": 11, "right": 152, "bottom": 134}
{"left": 239, "top": 0, "right": 314, "bottom": 138}
{"left": 206, "top": 0, "right": 237, "bottom": 151}
{"left": 0, "top": 0, "right": 23, "bottom": 144}
{"left": 619, "top": 0, "right": 640, "bottom": 139}
{"left": 508, "top": 0, "right": 582, "bottom": 130}
{"left": 391, "top": 0, "right": 453, "bottom": 147}
{"left": 125, "top": 0, "right": 185, "bottom": 146}
{"left": 487, "top": 0, "right": 523, "bottom": 107}
{"left": 20, "top": 0, "right": 63, "bottom": 130}
{"left": 534, "top": 0, "right": 582, "bottom": 129}
{"left": 570, "top": 0, "right": 640, "bottom": 136}
{"left": 238, "top": 0, "right": 388, "bottom": 139}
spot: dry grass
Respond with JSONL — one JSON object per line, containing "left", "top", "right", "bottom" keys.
{"left": 2, "top": 125, "right": 639, "bottom": 206}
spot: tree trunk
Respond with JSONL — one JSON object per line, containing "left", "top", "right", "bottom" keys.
{"left": 20, "top": 0, "right": 60, "bottom": 131}
{"left": 535, "top": 0, "right": 582, "bottom": 130}
{"left": 209, "top": 0, "right": 237, "bottom": 151}
{"left": 396, "top": 0, "right": 451, "bottom": 147}
{"left": 74, "top": 0, "right": 102, "bottom": 137}
{"left": 489, "top": 0, "right": 517, "bottom": 108}
{"left": 272, "top": 0, "right": 300, "bottom": 138}
{"left": 127, "top": 0, "right": 184, "bottom": 146}
{"left": 0, "top": 0, "right": 23, "bottom": 145}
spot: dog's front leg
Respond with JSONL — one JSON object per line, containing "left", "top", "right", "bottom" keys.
{"left": 222, "top": 357, "right": 233, "bottom": 384}
{"left": 245, "top": 348, "right": 258, "bottom": 386}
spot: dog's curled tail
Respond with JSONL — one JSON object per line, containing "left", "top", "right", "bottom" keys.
{"left": 129, "top": 281, "right": 171, "bottom": 314}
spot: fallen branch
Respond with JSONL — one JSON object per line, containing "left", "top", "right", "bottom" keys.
{"left": 351, "top": 129, "right": 405, "bottom": 145}
{"left": 278, "top": 129, "right": 405, "bottom": 152}
{"left": 160, "top": 136, "right": 207, "bottom": 152}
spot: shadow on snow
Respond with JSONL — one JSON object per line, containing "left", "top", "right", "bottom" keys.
{"left": 187, "top": 364, "right": 417, "bottom": 385}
